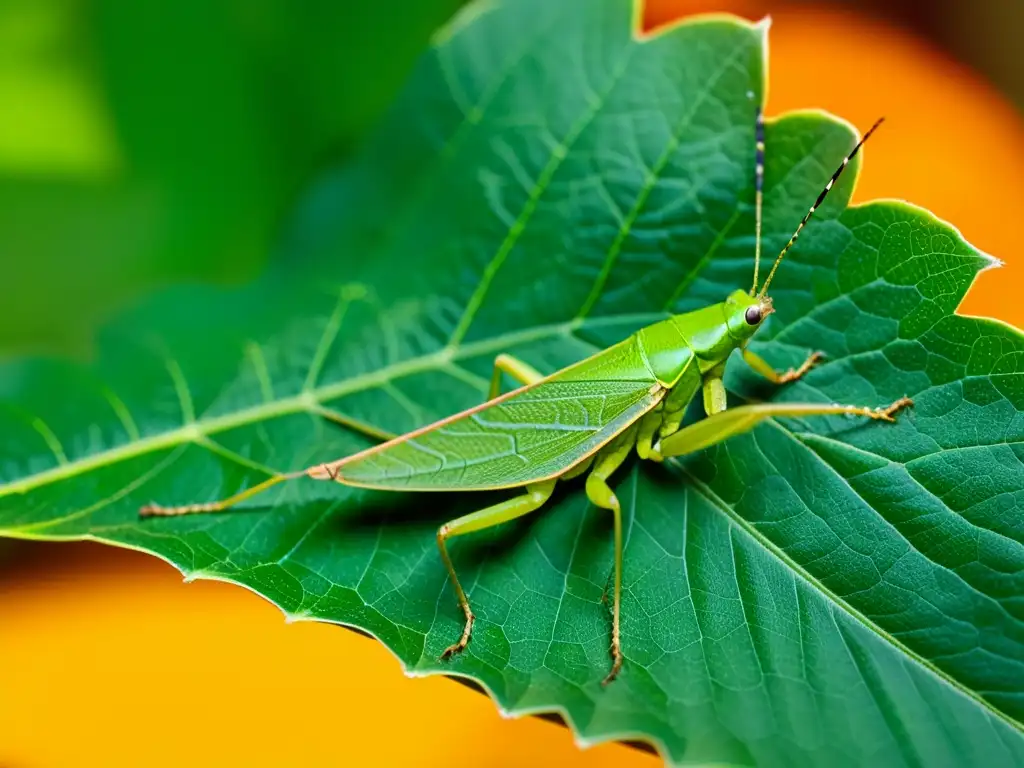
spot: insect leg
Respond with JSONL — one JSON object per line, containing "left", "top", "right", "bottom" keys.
{"left": 139, "top": 470, "right": 305, "bottom": 517}
{"left": 436, "top": 479, "right": 557, "bottom": 659}
{"left": 641, "top": 372, "right": 724, "bottom": 464}
{"left": 635, "top": 407, "right": 664, "bottom": 461}
{"left": 311, "top": 404, "right": 397, "bottom": 442}
{"left": 560, "top": 453, "right": 595, "bottom": 481}
{"left": 643, "top": 405, "right": 685, "bottom": 464}
{"left": 584, "top": 424, "right": 639, "bottom": 685}
{"left": 742, "top": 348, "right": 824, "bottom": 385}
{"left": 488, "top": 353, "right": 544, "bottom": 399}
{"left": 702, "top": 372, "right": 727, "bottom": 417}
{"left": 656, "top": 398, "right": 913, "bottom": 458}
{"left": 643, "top": 375, "right": 725, "bottom": 463}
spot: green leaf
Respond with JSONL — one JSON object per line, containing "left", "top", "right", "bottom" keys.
{"left": 3, "top": 1, "right": 1023, "bottom": 764}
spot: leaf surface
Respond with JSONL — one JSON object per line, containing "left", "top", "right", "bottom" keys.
{"left": 2, "top": 1, "right": 1023, "bottom": 764}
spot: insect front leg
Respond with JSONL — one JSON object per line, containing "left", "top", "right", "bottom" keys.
{"left": 584, "top": 423, "right": 639, "bottom": 686}
{"left": 487, "top": 353, "right": 544, "bottom": 400}
{"left": 436, "top": 479, "right": 557, "bottom": 660}
{"left": 742, "top": 347, "right": 824, "bottom": 385}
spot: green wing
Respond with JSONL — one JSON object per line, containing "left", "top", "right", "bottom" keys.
{"left": 331, "top": 337, "right": 667, "bottom": 491}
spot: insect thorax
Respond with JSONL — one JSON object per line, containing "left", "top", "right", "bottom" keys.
{"left": 636, "top": 318, "right": 696, "bottom": 386}
{"left": 638, "top": 293, "right": 764, "bottom": 385}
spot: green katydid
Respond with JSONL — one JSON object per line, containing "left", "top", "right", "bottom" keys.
{"left": 141, "top": 110, "right": 910, "bottom": 685}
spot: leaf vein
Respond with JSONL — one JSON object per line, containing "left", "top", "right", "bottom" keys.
{"left": 446, "top": 43, "right": 638, "bottom": 346}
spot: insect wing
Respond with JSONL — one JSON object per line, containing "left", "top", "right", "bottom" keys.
{"left": 335, "top": 379, "right": 661, "bottom": 491}
{"left": 334, "top": 341, "right": 662, "bottom": 491}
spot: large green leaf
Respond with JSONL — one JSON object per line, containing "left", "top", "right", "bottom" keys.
{"left": 3, "top": 1, "right": 1023, "bottom": 764}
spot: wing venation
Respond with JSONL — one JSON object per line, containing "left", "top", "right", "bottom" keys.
{"left": 324, "top": 335, "right": 679, "bottom": 491}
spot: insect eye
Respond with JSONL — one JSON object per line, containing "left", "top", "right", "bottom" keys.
{"left": 745, "top": 306, "right": 763, "bottom": 325}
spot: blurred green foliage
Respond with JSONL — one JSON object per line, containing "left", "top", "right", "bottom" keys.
{"left": 0, "top": 0, "right": 463, "bottom": 354}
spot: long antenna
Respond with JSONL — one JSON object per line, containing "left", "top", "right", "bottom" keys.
{"left": 758, "top": 117, "right": 885, "bottom": 298}
{"left": 750, "top": 106, "right": 766, "bottom": 295}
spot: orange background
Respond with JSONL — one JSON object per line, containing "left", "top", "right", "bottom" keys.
{"left": 3, "top": 1, "right": 1022, "bottom": 766}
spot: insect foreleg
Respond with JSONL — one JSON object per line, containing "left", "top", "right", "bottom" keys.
{"left": 487, "top": 353, "right": 544, "bottom": 400}
{"left": 436, "top": 479, "right": 557, "bottom": 660}
{"left": 584, "top": 423, "right": 639, "bottom": 685}
{"left": 656, "top": 398, "right": 913, "bottom": 458}
{"left": 742, "top": 348, "right": 824, "bottom": 385}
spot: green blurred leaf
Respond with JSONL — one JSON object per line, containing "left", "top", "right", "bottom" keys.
{"left": 2, "top": 1, "right": 1024, "bottom": 764}
{"left": 0, "top": 0, "right": 463, "bottom": 353}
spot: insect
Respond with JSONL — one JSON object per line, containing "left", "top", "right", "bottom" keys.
{"left": 141, "top": 110, "right": 911, "bottom": 685}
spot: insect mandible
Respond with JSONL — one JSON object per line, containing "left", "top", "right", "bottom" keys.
{"left": 141, "top": 110, "right": 911, "bottom": 685}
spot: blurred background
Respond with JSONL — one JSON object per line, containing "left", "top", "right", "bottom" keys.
{"left": 2, "top": 0, "right": 1022, "bottom": 765}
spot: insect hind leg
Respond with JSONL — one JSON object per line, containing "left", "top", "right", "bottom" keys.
{"left": 313, "top": 404, "right": 397, "bottom": 442}
{"left": 436, "top": 479, "right": 557, "bottom": 660}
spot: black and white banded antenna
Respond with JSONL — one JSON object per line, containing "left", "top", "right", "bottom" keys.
{"left": 750, "top": 105, "right": 766, "bottom": 295}
{"left": 757, "top": 116, "right": 885, "bottom": 298}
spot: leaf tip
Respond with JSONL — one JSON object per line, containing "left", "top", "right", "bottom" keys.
{"left": 978, "top": 250, "right": 1004, "bottom": 273}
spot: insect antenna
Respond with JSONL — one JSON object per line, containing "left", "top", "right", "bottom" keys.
{"left": 750, "top": 106, "right": 766, "bottom": 295}
{"left": 758, "top": 117, "right": 885, "bottom": 298}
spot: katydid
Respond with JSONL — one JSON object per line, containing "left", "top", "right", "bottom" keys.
{"left": 141, "top": 111, "right": 910, "bottom": 685}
